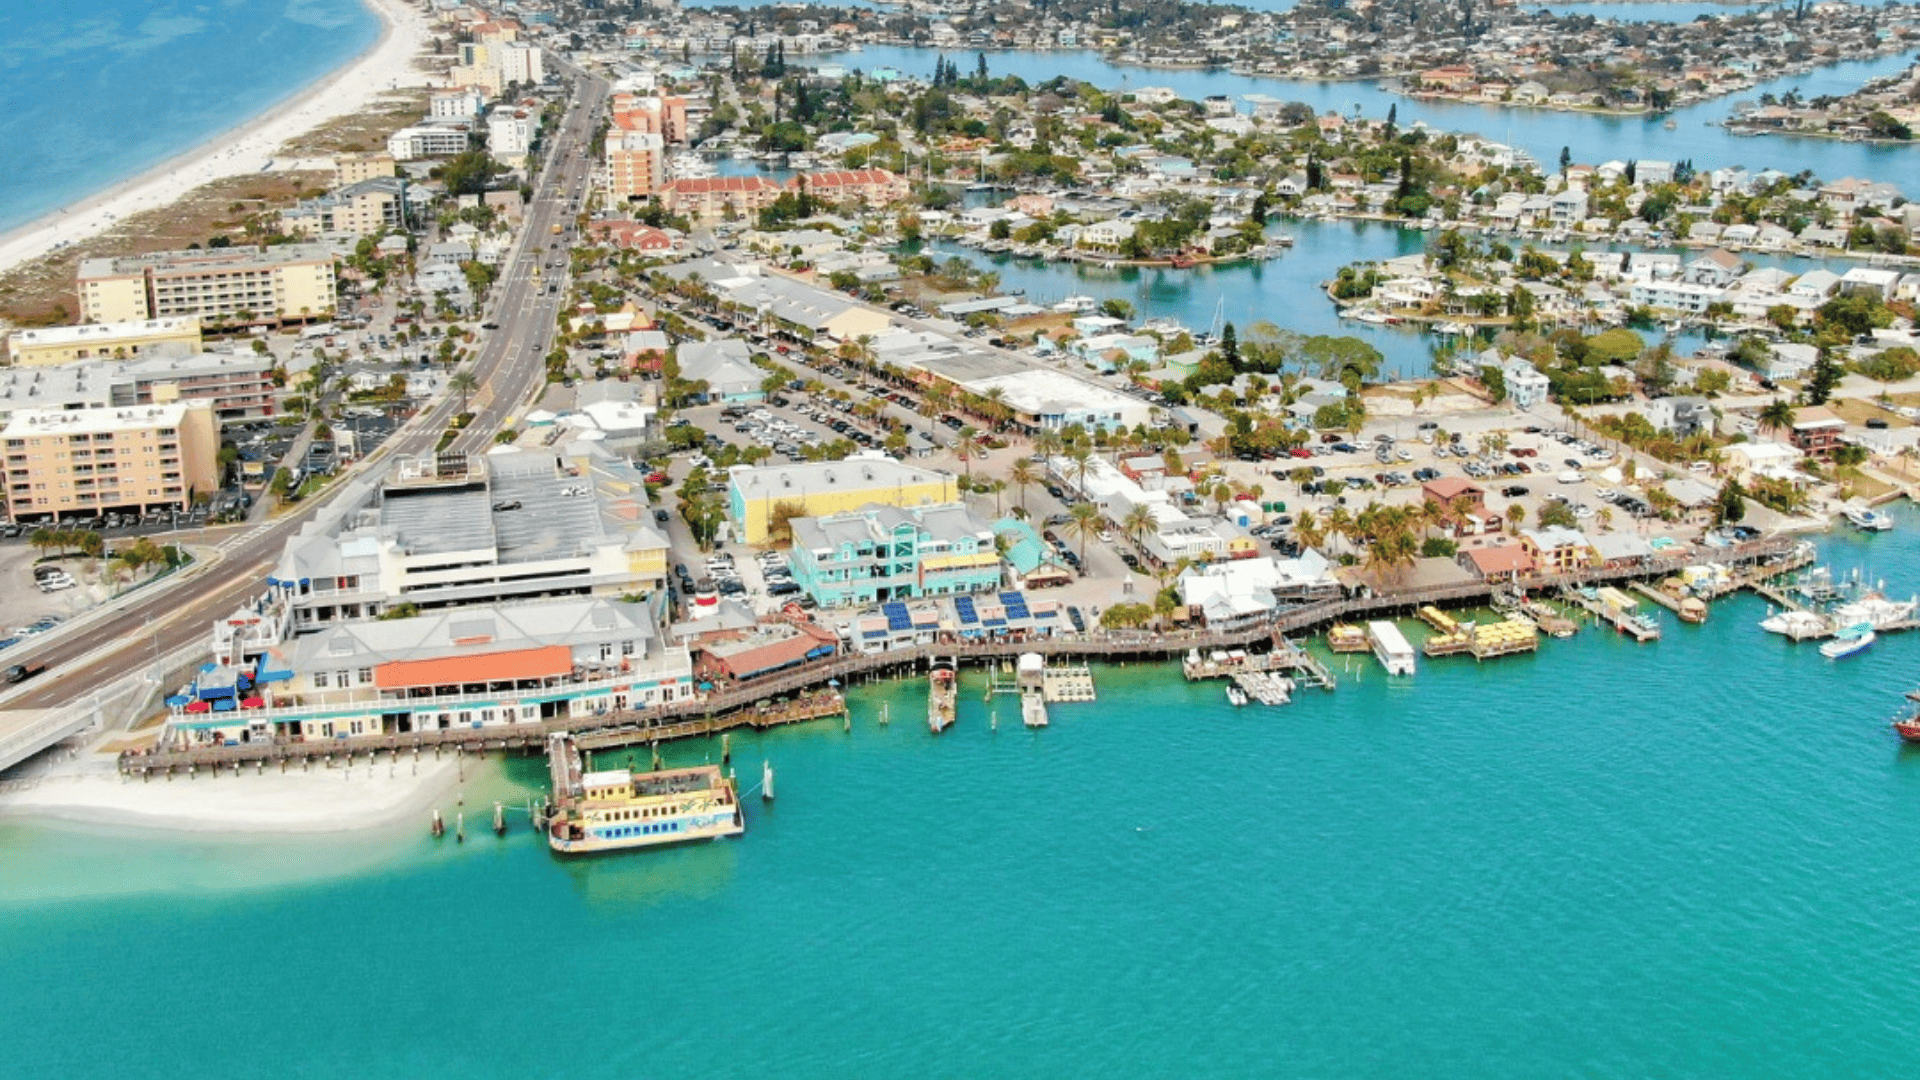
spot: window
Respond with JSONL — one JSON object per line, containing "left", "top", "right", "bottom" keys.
{"left": 357, "top": 668, "right": 373, "bottom": 684}
{"left": 313, "top": 671, "right": 329, "bottom": 688}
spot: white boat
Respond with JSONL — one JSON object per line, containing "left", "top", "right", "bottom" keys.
{"left": 1842, "top": 504, "right": 1894, "bottom": 532}
{"left": 1225, "top": 684, "right": 1249, "bottom": 707}
{"left": 1820, "top": 623, "right": 1876, "bottom": 659}
{"left": 668, "top": 152, "right": 716, "bottom": 180}
{"left": 1830, "top": 593, "right": 1917, "bottom": 630}
{"left": 1052, "top": 295, "right": 1097, "bottom": 313}
{"left": 1367, "top": 620, "right": 1417, "bottom": 676}
{"left": 1759, "top": 609, "right": 1829, "bottom": 640}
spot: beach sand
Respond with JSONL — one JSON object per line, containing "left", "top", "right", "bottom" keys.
{"left": 0, "top": 0, "right": 435, "bottom": 278}
{"left": 0, "top": 753, "right": 478, "bottom": 834}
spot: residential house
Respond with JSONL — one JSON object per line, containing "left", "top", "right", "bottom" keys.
{"left": 1519, "top": 526, "right": 1596, "bottom": 574}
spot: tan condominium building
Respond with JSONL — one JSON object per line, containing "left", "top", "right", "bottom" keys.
{"left": 334, "top": 151, "right": 397, "bottom": 187}
{"left": 77, "top": 244, "right": 338, "bottom": 328}
{"left": 6, "top": 316, "right": 203, "bottom": 367}
{"left": 2, "top": 401, "right": 221, "bottom": 521}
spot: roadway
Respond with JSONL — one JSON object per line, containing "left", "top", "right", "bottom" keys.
{"left": 0, "top": 66, "right": 609, "bottom": 718}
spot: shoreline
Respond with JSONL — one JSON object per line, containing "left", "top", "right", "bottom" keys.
{"left": 0, "top": 755, "right": 476, "bottom": 835}
{"left": 0, "top": 0, "right": 434, "bottom": 279}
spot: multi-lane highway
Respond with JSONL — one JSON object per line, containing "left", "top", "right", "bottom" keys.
{"left": 1, "top": 67, "right": 609, "bottom": 717}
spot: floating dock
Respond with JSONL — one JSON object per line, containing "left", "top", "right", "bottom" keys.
{"left": 1564, "top": 587, "right": 1660, "bottom": 642}
{"left": 1232, "top": 671, "right": 1294, "bottom": 705}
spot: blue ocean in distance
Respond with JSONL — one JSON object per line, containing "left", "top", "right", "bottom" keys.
{"left": 4, "top": 505, "right": 1920, "bottom": 1078}
{"left": 0, "top": 0, "right": 378, "bottom": 238}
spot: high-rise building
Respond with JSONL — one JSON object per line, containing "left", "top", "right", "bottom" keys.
{"left": 2, "top": 401, "right": 220, "bottom": 520}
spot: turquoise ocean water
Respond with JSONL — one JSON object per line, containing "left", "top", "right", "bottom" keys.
{"left": 4, "top": 507, "right": 1920, "bottom": 1078}
{"left": 0, "top": 0, "right": 378, "bottom": 237}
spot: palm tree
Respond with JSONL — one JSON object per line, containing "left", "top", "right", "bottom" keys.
{"left": 447, "top": 369, "right": 480, "bottom": 413}
{"left": 1758, "top": 398, "right": 1797, "bottom": 440}
{"left": 1294, "top": 509, "right": 1325, "bottom": 554}
{"left": 1506, "top": 503, "right": 1527, "bottom": 535}
{"left": 1064, "top": 446, "right": 1094, "bottom": 501}
{"left": 1010, "top": 457, "right": 1036, "bottom": 513}
{"left": 1066, "top": 502, "right": 1101, "bottom": 568}
{"left": 1121, "top": 502, "right": 1156, "bottom": 555}
{"left": 955, "top": 425, "right": 982, "bottom": 479}
{"left": 1324, "top": 504, "right": 1354, "bottom": 556}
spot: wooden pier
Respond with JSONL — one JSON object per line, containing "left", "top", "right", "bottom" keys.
{"left": 1563, "top": 588, "right": 1661, "bottom": 642}
{"left": 119, "top": 536, "right": 1809, "bottom": 776}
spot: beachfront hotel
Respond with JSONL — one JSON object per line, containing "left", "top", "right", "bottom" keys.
{"left": 5, "top": 317, "right": 202, "bottom": 367}
{"left": 1, "top": 401, "right": 220, "bottom": 521}
{"left": 77, "top": 245, "right": 338, "bottom": 328}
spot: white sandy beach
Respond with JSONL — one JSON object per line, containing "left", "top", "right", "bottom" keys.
{"left": 0, "top": 754, "right": 472, "bottom": 834}
{"left": 0, "top": 0, "right": 435, "bottom": 278}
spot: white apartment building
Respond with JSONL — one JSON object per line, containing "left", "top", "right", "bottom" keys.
{"left": 430, "top": 88, "right": 486, "bottom": 120}
{"left": 387, "top": 122, "right": 474, "bottom": 162}
{"left": 488, "top": 109, "right": 536, "bottom": 158}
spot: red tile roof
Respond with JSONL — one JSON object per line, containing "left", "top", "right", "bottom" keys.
{"left": 1462, "top": 544, "right": 1535, "bottom": 577}
{"left": 375, "top": 645, "right": 572, "bottom": 690}
{"left": 662, "top": 176, "right": 782, "bottom": 195}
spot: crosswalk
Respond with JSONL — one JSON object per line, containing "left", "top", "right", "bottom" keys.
{"left": 219, "top": 524, "right": 274, "bottom": 551}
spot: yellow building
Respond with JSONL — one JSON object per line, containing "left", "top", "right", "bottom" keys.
{"left": 77, "top": 244, "right": 338, "bottom": 328}
{"left": 6, "top": 317, "right": 203, "bottom": 367}
{"left": 727, "top": 452, "right": 958, "bottom": 546}
{"left": 2, "top": 401, "right": 220, "bottom": 520}
{"left": 334, "top": 151, "right": 397, "bottom": 187}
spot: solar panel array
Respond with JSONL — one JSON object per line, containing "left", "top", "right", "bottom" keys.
{"left": 1000, "top": 591, "right": 1030, "bottom": 619}
{"left": 954, "top": 596, "right": 979, "bottom": 625}
{"left": 883, "top": 601, "right": 911, "bottom": 631}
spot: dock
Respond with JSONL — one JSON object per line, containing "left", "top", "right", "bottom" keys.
{"left": 1231, "top": 671, "right": 1294, "bottom": 705}
{"left": 1563, "top": 587, "right": 1661, "bottom": 642}
{"left": 1183, "top": 641, "right": 1332, "bottom": 690}
{"left": 114, "top": 536, "right": 1812, "bottom": 776}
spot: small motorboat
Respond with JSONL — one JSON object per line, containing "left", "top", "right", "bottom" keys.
{"left": 1225, "top": 684, "right": 1249, "bottom": 707}
{"left": 1843, "top": 504, "right": 1894, "bottom": 532}
{"left": 1819, "top": 623, "right": 1876, "bottom": 660}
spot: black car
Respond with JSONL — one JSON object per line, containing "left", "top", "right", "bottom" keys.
{"left": 1066, "top": 606, "right": 1086, "bottom": 633}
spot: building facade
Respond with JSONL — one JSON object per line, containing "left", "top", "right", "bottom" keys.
{"left": 268, "top": 451, "right": 670, "bottom": 632}
{"left": 7, "top": 317, "right": 202, "bottom": 367}
{"left": 77, "top": 246, "right": 338, "bottom": 328}
{"left": 169, "top": 595, "right": 694, "bottom": 747}
{"left": 2, "top": 401, "right": 220, "bottom": 520}
{"left": 657, "top": 176, "right": 786, "bottom": 220}
{"left": 727, "top": 453, "right": 959, "bottom": 545}
{"left": 788, "top": 503, "right": 1002, "bottom": 608}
